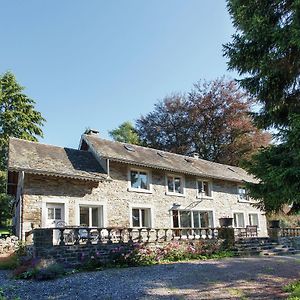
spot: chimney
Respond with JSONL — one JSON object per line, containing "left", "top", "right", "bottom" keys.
{"left": 84, "top": 129, "right": 99, "bottom": 136}
{"left": 192, "top": 152, "right": 199, "bottom": 159}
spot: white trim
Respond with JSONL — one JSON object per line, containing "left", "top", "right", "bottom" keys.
{"left": 127, "top": 167, "right": 153, "bottom": 194}
{"left": 196, "top": 178, "right": 213, "bottom": 199}
{"left": 41, "top": 198, "right": 69, "bottom": 227}
{"left": 75, "top": 199, "right": 107, "bottom": 227}
{"left": 248, "top": 212, "right": 260, "bottom": 229}
{"left": 171, "top": 208, "right": 216, "bottom": 228}
{"left": 129, "top": 203, "right": 154, "bottom": 228}
{"left": 232, "top": 211, "right": 246, "bottom": 228}
{"left": 165, "top": 174, "right": 186, "bottom": 197}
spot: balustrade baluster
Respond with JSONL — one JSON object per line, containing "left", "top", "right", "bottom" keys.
{"left": 73, "top": 228, "right": 79, "bottom": 245}
{"left": 171, "top": 229, "right": 175, "bottom": 240}
{"left": 59, "top": 228, "right": 65, "bottom": 246}
{"left": 164, "top": 229, "right": 168, "bottom": 241}
{"left": 119, "top": 228, "right": 124, "bottom": 243}
{"left": 107, "top": 228, "right": 112, "bottom": 244}
{"left": 86, "top": 228, "right": 91, "bottom": 245}
{"left": 155, "top": 229, "right": 159, "bottom": 242}
{"left": 179, "top": 229, "right": 182, "bottom": 240}
{"left": 128, "top": 228, "right": 133, "bottom": 244}
{"left": 146, "top": 228, "right": 151, "bottom": 242}
{"left": 205, "top": 228, "right": 209, "bottom": 239}
{"left": 138, "top": 228, "right": 143, "bottom": 242}
{"left": 97, "top": 228, "right": 103, "bottom": 245}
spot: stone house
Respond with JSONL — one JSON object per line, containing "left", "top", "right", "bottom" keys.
{"left": 7, "top": 130, "right": 268, "bottom": 240}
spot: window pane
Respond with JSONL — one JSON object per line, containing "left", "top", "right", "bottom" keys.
{"left": 238, "top": 187, "right": 247, "bottom": 200}
{"left": 80, "top": 207, "right": 89, "bottom": 226}
{"left": 180, "top": 211, "right": 191, "bottom": 227}
{"left": 132, "top": 209, "right": 140, "bottom": 227}
{"left": 140, "top": 172, "right": 148, "bottom": 190}
{"left": 200, "top": 211, "right": 210, "bottom": 227}
{"left": 131, "top": 171, "right": 139, "bottom": 189}
{"left": 174, "top": 178, "right": 182, "bottom": 193}
{"left": 197, "top": 181, "right": 202, "bottom": 194}
{"left": 167, "top": 177, "right": 174, "bottom": 192}
{"left": 141, "top": 209, "right": 146, "bottom": 227}
{"left": 48, "top": 208, "right": 54, "bottom": 219}
{"left": 193, "top": 212, "right": 200, "bottom": 228}
{"left": 234, "top": 213, "right": 244, "bottom": 227}
{"left": 55, "top": 208, "right": 61, "bottom": 220}
{"left": 172, "top": 210, "right": 179, "bottom": 228}
{"left": 92, "top": 207, "right": 99, "bottom": 227}
{"left": 203, "top": 182, "right": 210, "bottom": 196}
{"left": 249, "top": 214, "right": 258, "bottom": 226}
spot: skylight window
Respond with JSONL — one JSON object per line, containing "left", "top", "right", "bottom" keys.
{"left": 228, "top": 167, "right": 236, "bottom": 173}
{"left": 157, "top": 152, "right": 166, "bottom": 158}
{"left": 124, "top": 145, "right": 135, "bottom": 152}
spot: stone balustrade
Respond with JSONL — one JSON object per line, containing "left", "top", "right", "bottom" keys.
{"left": 33, "top": 227, "right": 223, "bottom": 247}
{"left": 281, "top": 227, "right": 300, "bottom": 237}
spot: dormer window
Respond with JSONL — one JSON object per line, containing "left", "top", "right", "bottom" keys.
{"left": 197, "top": 180, "right": 212, "bottom": 198}
{"left": 238, "top": 186, "right": 249, "bottom": 202}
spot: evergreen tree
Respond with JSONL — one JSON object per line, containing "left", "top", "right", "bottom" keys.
{"left": 109, "top": 121, "right": 141, "bottom": 145}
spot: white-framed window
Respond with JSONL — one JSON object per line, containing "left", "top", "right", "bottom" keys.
{"left": 166, "top": 175, "right": 185, "bottom": 195}
{"left": 128, "top": 169, "right": 151, "bottom": 192}
{"left": 238, "top": 186, "right": 249, "bottom": 202}
{"left": 197, "top": 180, "right": 212, "bottom": 198}
{"left": 233, "top": 212, "right": 245, "bottom": 228}
{"left": 47, "top": 207, "right": 62, "bottom": 220}
{"left": 248, "top": 213, "right": 259, "bottom": 228}
{"left": 131, "top": 208, "right": 151, "bottom": 228}
{"left": 172, "top": 210, "right": 214, "bottom": 228}
{"left": 79, "top": 205, "right": 103, "bottom": 227}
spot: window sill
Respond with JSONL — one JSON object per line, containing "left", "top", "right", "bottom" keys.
{"left": 196, "top": 195, "right": 213, "bottom": 200}
{"left": 127, "top": 188, "right": 152, "bottom": 194}
{"left": 165, "top": 192, "right": 186, "bottom": 197}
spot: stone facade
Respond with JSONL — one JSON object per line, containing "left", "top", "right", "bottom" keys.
{"left": 16, "top": 161, "right": 268, "bottom": 239}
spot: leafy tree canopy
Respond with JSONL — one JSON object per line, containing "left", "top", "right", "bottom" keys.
{"left": 109, "top": 121, "right": 141, "bottom": 145}
{"left": 224, "top": 0, "right": 300, "bottom": 213}
{"left": 0, "top": 71, "right": 45, "bottom": 170}
{"left": 0, "top": 71, "right": 45, "bottom": 226}
{"left": 136, "top": 79, "right": 270, "bottom": 166}
{"left": 245, "top": 114, "right": 300, "bottom": 213}
{"left": 224, "top": 0, "right": 300, "bottom": 129}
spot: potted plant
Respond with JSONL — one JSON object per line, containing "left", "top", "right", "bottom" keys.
{"left": 219, "top": 216, "right": 233, "bottom": 227}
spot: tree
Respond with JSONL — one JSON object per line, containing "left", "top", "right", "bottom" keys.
{"left": 224, "top": 0, "right": 300, "bottom": 212}
{"left": 136, "top": 79, "right": 270, "bottom": 166}
{"left": 224, "top": 0, "right": 300, "bottom": 129}
{"left": 244, "top": 115, "right": 300, "bottom": 213}
{"left": 0, "top": 71, "right": 45, "bottom": 226}
{"left": 109, "top": 121, "right": 141, "bottom": 145}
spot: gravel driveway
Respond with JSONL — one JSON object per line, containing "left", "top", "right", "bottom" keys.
{"left": 0, "top": 255, "right": 299, "bottom": 300}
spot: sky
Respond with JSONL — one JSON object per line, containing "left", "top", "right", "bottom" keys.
{"left": 0, "top": 1, "right": 236, "bottom": 149}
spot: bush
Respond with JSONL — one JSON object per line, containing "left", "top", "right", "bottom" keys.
{"left": 0, "top": 254, "right": 19, "bottom": 270}
{"left": 283, "top": 281, "right": 300, "bottom": 300}
{"left": 13, "top": 258, "right": 66, "bottom": 280}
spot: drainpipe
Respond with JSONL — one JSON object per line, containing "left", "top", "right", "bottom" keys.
{"left": 19, "top": 171, "right": 24, "bottom": 241}
{"left": 107, "top": 159, "right": 110, "bottom": 179}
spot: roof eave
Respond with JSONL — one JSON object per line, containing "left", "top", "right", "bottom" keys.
{"left": 8, "top": 167, "right": 106, "bottom": 182}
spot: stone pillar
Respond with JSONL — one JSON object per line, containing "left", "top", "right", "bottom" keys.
{"left": 33, "top": 228, "right": 53, "bottom": 248}
{"left": 218, "top": 227, "right": 235, "bottom": 249}
{"left": 268, "top": 228, "right": 280, "bottom": 242}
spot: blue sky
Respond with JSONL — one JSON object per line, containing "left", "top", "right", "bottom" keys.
{"left": 0, "top": 1, "right": 236, "bottom": 149}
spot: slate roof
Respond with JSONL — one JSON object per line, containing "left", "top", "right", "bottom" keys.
{"left": 8, "top": 138, "right": 107, "bottom": 181}
{"left": 83, "top": 134, "right": 256, "bottom": 183}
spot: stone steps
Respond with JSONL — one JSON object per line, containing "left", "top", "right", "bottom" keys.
{"left": 233, "top": 238, "right": 299, "bottom": 257}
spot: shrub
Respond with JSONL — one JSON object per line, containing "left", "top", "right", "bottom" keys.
{"left": 13, "top": 258, "right": 66, "bottom": 280}
{"left": 283, "top": 281, "right": 300, "bottom": 300}
{"left": 0, "top": 254, "right": 19, "bottom": 270}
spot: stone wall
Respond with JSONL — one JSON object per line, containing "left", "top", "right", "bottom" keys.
{"left": 19, "top": 161, "right": 268, "bottom": 238}
{"left": 0, "top": 236, "right": 19, "bottom": 255}
{"left": 32, "top": 228, "right": 228, "bottom": 267}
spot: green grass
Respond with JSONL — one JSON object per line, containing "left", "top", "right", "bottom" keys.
{"left": 283, "top": 280, "right": 300, "bottom": 300}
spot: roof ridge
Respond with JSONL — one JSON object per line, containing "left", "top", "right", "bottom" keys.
{"left": 83, "top": 134, "right": 246, "bottom": 171}
{"left": 10, "top": 137, "right": 90, "bottom": 154}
